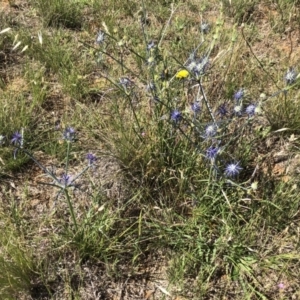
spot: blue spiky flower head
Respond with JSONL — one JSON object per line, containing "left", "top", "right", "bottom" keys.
{"left": 206, "top": 146, "right": 219, "bottom": 160}
{"left": 119, "top": 77, "right": 133, "bottom": 88}
{"left": 86, "top": 153, "right": 97, "bottom": 166}
{"left": 11, "top": 130, "right": 24, "bottom": 159}
{"left": 191, "top": 102, "right": 201, "bottom": 114}
{"left": 96, "top": 30, "right": 105, "bottom": 45}
{"left": 224, "top": 162, "right": 242, "bottom": 177}
{"left": 217, "top": 103, "right": 228, "bottom": 118}
{"left": 234, "top": 88, "right": 244, "bottom": 102}
{"left": 194, "top": 56, "right": 209, "bottom": 77}
{"left": 200, "top": 22, "right": 210, "bottom": 34}
{"left": 245, "top": 104, "right": 256, "bottom": 116}
{"left": 285, "top": 67, "right": 297, "bottom": 85}
{"left": 59, "top": 173, "right": 72, "bottom": 188}
{"left": 171, "top": 109, "right": 182, "bottom": 122}
{"left": 147, "top": 40, "right": 155, "bottom": 51}
{"left": 205, "top": 124, "right": 217, "bottom": 138}
{"left": 11, "top": 131, "right": 23, "bottom": 146}
{"left": 63, "top": 126, "right": 76, "bottom": 142}
{"left": 187, "top": 56, "right": 209, "bottom": 78}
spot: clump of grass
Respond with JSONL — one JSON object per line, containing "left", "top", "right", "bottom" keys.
{"left": 0, "top": 89, "right": 45, "bottom": 173}
{"left": 27, "top": 30, "right": 91, "bottom": 100}
{"left": 32, "top": 0, "right": 84, "bottom": 29}
{"left": 221, "top": 0, "right": 259, "bottom": 24}
{"left": 0, "top": 211, "right": 34, "bottom": 298}
{"left": 264, "top": 68, "right": 300, "bottom": 132}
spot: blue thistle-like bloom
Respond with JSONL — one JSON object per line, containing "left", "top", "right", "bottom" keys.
{"left": 63, "top": 126, "right": 76, "bottom": 142}
{"left": 245, "top": 104, "right": 256, "bottom": 116}
{"left": 205, "top": 124, "right": 217, "bottom": 138}
{"left": 217, "top": 103, "right": 228, "bottom": 117}
{"left": 200, "top": 22, "right": 210, "bottom": 34}
{"left": 224, "top": 162, "right": 242, "bottom": 177}
{"left": 147, "top": 40, "right": 155, "bottom": 51}
{"left": 206, "top": 146, "right": 219, "bottom": 160}
{"left": 96, "top": 31, "right": 105, "bottom": 45}
{"left": 11, "top": 131, "right": 23, "bottom": 146}
{"left": 191, "top": 102, "right": 201, "bottom": 114}
{"left": 11, "top": 130, "right": 24, "bottom": 159}
{"left": 187, "top": 56, "right": 209, "bottom": 77}
{"left": 285, "top": 67, "right": 297, "bottom": 85}
{"left": 171, "top": 109, "right": 182, "bottom": 122}
{"left": 234, "top": 89, "right": 244, "bottom": 102}
{"left": 86, "top": 153, "right": 97, "bottom": 166}
{"left": 119, "top": 77, "right": 133, "bottom": 88}
{"left": 188, "top": 51, "right": 196, "bottom": 62}
{"left": 187, "top": 59, "right": 196, "bottom": 72}
{"left": 194, "top": 56, "right": 209, "bottom": 77}
{"left": 59, "top": 173, "right": 72, "bottom": 188}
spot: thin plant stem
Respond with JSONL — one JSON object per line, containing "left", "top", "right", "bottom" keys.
{"left": 158, "top": 3, "right": 178, "bottom": 48}
{"left": 140, "top": 0, "right": 148, "bottom": 45}
{"left": 65, "top": 141, "right": 71, "bottom": 175}
{"left": 241, "top": 26, "right": 279, "bottom": 89}
{"left": 64, "top": 188, "right": 78, "bottom": 232}
{"left": 198, "top": 80, "right": 216, "bottom": 124}
{"left": 78, "top": 40, "right": 140, "bottom": 78}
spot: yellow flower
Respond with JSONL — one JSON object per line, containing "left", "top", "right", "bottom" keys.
{"left": 175, "top": 69, "right": 189, "bottom": 79}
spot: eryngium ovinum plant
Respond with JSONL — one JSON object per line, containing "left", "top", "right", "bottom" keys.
{"left": 84, "top": 21, "right": 298, "bottom": 206}
{"left": 9, "top": 127, "right": 97, "bottom": 232}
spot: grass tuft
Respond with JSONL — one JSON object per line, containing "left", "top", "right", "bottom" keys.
{"left": 32, "top": 0, "right": 84, "bottom": 29}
